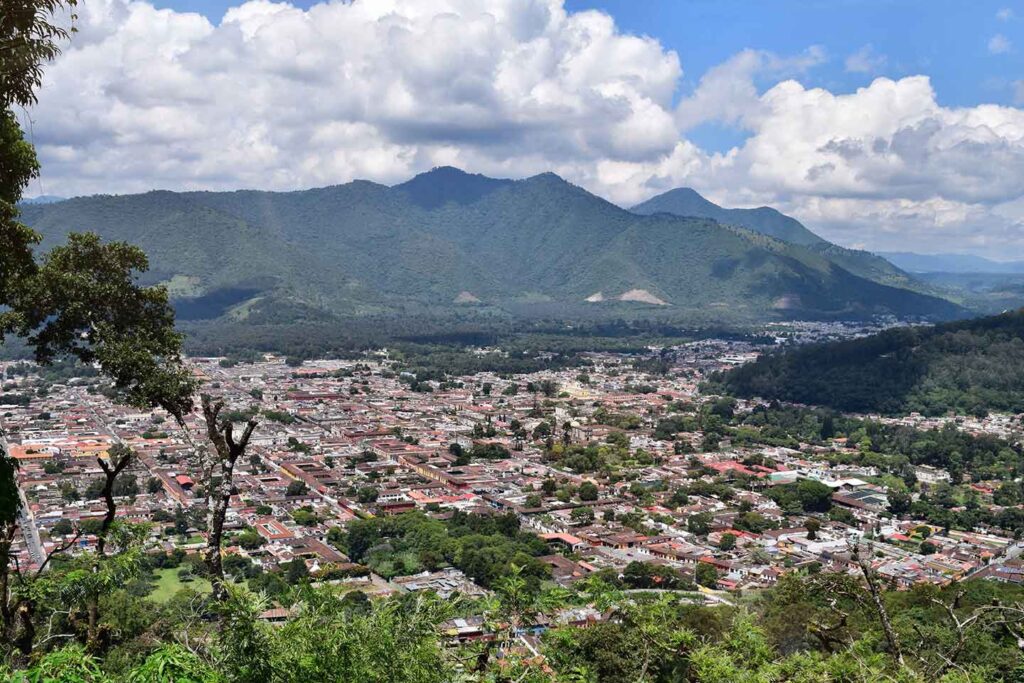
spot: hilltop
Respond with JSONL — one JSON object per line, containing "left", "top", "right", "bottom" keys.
{"left": 632, "top": 187, "right": 826, "bottom": 246}
{"left": 20, "top": 167, "right": 963, "bottom": 324}
{"left": 714, "top": 308, "right": 1024, "bottom": 415}
{"left": 633, "top": 187, "right": 938, "bottom": 296}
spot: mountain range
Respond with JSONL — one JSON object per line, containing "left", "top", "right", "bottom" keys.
{"left": 18, "top": 167, "right": 963, "bottom": 324}
{"left": 632, "top": 189, "right": 934, "bottom": 295}
{"left": 20, "top": 195, "right": 67, "bottom": 205}
{"left": 880, "top": 252, "right": 1024, "bottom": 274}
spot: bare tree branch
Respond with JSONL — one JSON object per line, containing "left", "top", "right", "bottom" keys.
{"left": 850, "top": 543, "right": 904, "bottom": 668}
{"left": 198, "top": 394, "right": 258, "bottom": 603}
{"left": 34, "top": 529, "right": 83, "bottom": 577}
{"left": 95, "top": 444, "right": 133, "bottom": 557}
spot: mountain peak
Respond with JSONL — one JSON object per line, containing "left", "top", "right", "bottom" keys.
{"left": 18, "top": 169, "right": 963, "bottom": 322}
{"left": 20, "top": 194, "right": 67, "bottom": 205}
{"left": 395, "top": 166, "right": 512, "bottom": 209}
{"left": 632, "top": 187, "right": 825, "bottom": 247}
{"left": 662, "top": 186, "right": 708, "bottom": 199}
{"left": 410, "top": 165, "right": 471, "bottom": 180}
{"left": 522, "top": 171, "right": 590, "bottom": 195}
{"left": 524, "top": 171, "right": 579, "bottom": 186}
{"left": 651, "top": 187, "right": 720, "bottom": 211}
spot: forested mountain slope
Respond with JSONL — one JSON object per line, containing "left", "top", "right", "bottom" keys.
{"left": 715, "top": 309, "right": 1024, "bottom": 415}
{"left": 633, "top": 187, "right": 938, "bottom": 296}
{"left": 632, "top": 187, "right": 825, "bottom": 246}
{"left": 19, "top": 167, "right": 962, "bottom": 323}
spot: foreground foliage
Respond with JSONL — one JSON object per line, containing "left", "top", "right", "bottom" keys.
{"left": 5, "top": 570, "right": 1024, "bottom": 682}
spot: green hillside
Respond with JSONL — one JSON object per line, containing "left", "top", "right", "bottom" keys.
{"left": 632, "top": 187, "right": 825, "bottom": 246}
{"left": 19, "top": 167, "right": 963, "bottom": 323}
{"left": 714, "top": 309, "right": 1024, "bottom": 415}
{"left": 632, "top": 187, "right": 941, "bottom": 297}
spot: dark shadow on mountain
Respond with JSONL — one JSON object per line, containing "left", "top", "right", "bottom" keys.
{"left": 173, "top": 287, "right": 262, "bottom": 320}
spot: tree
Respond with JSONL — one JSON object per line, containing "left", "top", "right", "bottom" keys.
{"left": 829, "top": 506, "right": 856, "bottom": 526}
{"left": 286, "top": 480, "right": 308, "bottom": 497}
{"left": 10, "top": 447, "right": 147, "bottom": 660}
{"left": 570, "top": 507, "right": 595, "bottom": 526}
{"left": 93, "top": 445, "right": 133, "bottom": 557}
{"left": 687, "top": 513, "right": 712, "bottom": 536}
{"left": 696, "top": 562, "right": 718, "bottom": 588}
{"left": 0, "top": 444, "right": 27, "bottom": 655}
{"left": 1, "top": 1, "right": 78, "bottom": 111}
{"left": 888, "top": 490, "right": 912, "bottom": 516}
{"left": 356, "top": 487, "right": 378, "bottom": 504}
{"left": 578, "top": 481, "right": 599, "bottom": 501}
{"left": 795, "top": 479, "right": 834, "bottom": 513}
{"left": 50, "top": 519, "right": 73, "bottom": 537}
{"left": 173, "top": 506, "right": 189, "bottom": 537}
{"left": 197, "top": 395, "right": 259, "bottom": 602}
{"left": 805, "top": 518, "right": 821, "bottom": 540}
{"left": 292, "top": 509, "right": 318, "bottom": 527}
{"left": 1, "top": 18, "right": 197, "bottom": 654}
{"left": 284, "top": 558, "right": 310, "bottom": 584}
{"left": 75, "top": 444, "right": 138, "bottom": 652}
{"left": 820, "top": 413, "right": 836, "bottom": 440}
{"left": 4, "top": 39, "right": 195, "bottom": 422}
{"left": 112, "top": 473, "right": 139, "bottom": 498}
{"left": 719, "top": 533, "right": 736, "bottom": 551}
{"left": 236, "top": 530, "right": 265, "bottom": 550}
{"left": 9, "top": 231, "right": 197, "bottom": 421}
{"left": 58, "top": 480, "right": 78, "bottom": 502}
{"left": 83, "top": 478, "right": 105, "bottom": 501}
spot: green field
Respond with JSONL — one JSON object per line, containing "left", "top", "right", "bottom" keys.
{"left": 147, "top": 567, "right": 212, "bottom": 603}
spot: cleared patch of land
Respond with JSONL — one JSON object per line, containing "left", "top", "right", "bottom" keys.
{"left": 147, "top": 567, "right": 212, "bottom": 603}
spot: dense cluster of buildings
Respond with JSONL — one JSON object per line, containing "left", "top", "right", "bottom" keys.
{"left": 3, "top": 334, "right": 1023, "bottom": 611}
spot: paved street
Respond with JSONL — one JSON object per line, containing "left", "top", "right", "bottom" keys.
{"left": 2, "top": 427, "right": 45, "bottom": 567}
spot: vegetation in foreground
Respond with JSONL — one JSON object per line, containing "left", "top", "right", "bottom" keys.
{"left": 4, "top": 559, "right": 1024, "bottom": 682}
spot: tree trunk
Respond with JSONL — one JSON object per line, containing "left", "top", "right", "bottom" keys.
{"left": 205, "top": 495, "right": 230, "bottom": 602}
{"left": 12, "top": 597, "right": 35, "bottom": 658}
{"left": 854, "top": 545, "right": 904, "bottom": 668}
{"left": 199, "top": 395, "right": 257, "bottom": 603}
{"left": 85, "top": 444, "right": 133, "bottom": 652}
{"left": 1, "top": 521, "right": 16, "bottom": 647}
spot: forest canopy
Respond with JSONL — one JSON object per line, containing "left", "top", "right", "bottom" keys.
{"left": 714, "top": 309, "right": 1024, "bottom": 416}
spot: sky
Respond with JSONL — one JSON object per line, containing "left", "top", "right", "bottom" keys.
{"left": 20, "top": 0, "right": 1024, "bottom": 258}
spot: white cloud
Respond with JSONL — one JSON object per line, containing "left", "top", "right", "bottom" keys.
{"left": 21, "top": 0, "right": 1024, "bottom": 257}
{"left": 30, "top": 0, "right": 683, "bottom": 195}
{"left": 727, "top": 77, "right": 1024, "bottom": 205}
{"left": 844, "top": 44, "right": 886, "bottom": 74}
{"left": 675, "top": 46, "right": 825, "bottom": 131}
{"left": 989, "top": 33, "right": 1012, "bottom": 54}
{"left": 997, "top": 7, "right": 1014, "bottom": 21}
{"left": 600, "top": 75, "right": 1024, "bottom": 252}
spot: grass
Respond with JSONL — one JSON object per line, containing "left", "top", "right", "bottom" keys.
{"left": 147, "top": 567, "right": 212, "bottom": 603}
